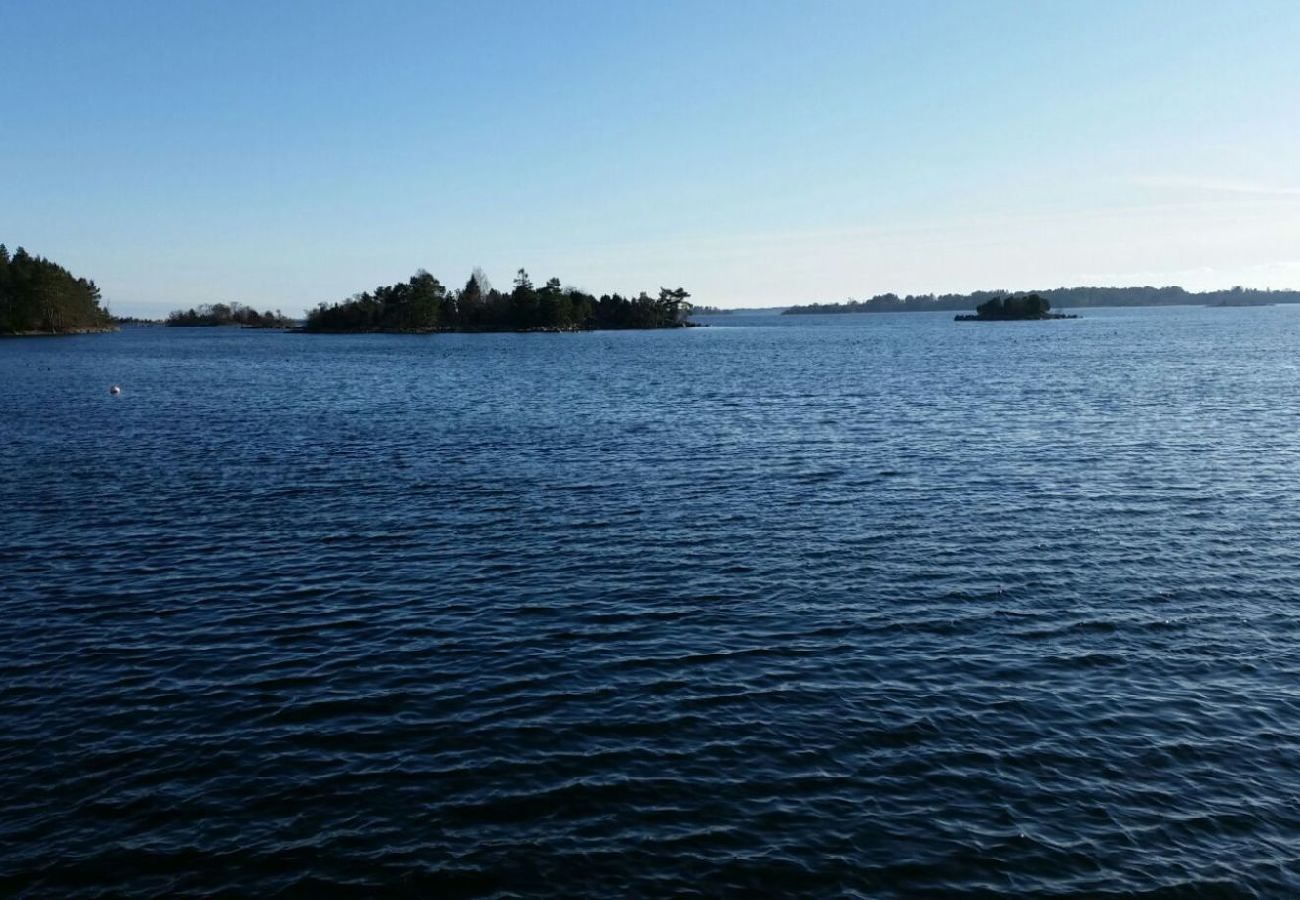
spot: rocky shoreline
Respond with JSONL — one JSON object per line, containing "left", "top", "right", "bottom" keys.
{"left": 1, "top": 325, "right": 120, "bottom": 337}
{"left": 954, "top": 312, "right": 1077, "bottom": 321}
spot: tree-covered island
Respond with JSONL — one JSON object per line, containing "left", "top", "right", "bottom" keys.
{"left": 305, "top": 269, "right": 693, "bottom": 333}
{"left": 0, "top": 245, "right": 114, "bottom": 335}
{"left": 955, "top": 294, "right": 1075, "bottom": 321}
{"left": 167, "top": 302, "right": 295, "bottom": 327}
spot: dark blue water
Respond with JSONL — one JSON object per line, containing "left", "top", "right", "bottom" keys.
{"left": 4, "top": 307, "right": 1300, "bottom": 897}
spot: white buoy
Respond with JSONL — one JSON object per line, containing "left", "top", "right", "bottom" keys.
{"left": 109, "top": 385, "right": 121, "bottom": 395}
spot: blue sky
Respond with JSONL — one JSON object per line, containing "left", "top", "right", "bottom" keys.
{"left": 3, "top": 0, "right": 1299, "bottom": 314}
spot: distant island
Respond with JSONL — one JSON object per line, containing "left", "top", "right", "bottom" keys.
{"left": 0, "top": 245, "right": 114, "bottom": 335}
{"left": 689, "top": 305, "right": 733, "bottom": 316}
{"left": 305, "top": 269, "right": 693, "bottom": 333}
{"left": 698, "top": 306, "right": 788, "bottom": 316}
{"left": 784, "top": 285, "right": 1300, "bottom": 315}
{"left": 167, "top": 302, "right": 295, "bottom": 328}
{"left": 955, "top": 294, "right": 1075, "bottom": 321}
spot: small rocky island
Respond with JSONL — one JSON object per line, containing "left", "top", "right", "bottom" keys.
{"left": 955, "top": 293, "right": 1076, "bottom": 322}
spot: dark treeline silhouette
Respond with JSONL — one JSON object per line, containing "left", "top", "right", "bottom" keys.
{"left": 306, "top": 269, "right": 692, "bottom": 333}
{"left": 784, "top": 285, "right": 1300, "bottom": 315}
{"left": 167, "top": 302, "right": 294, "bottom": 327}
{"left": 0, "top": 244, "right": 112, "bottom": 334}
{"left": 955, "top": 293, "right": 1074, "bottom": 321}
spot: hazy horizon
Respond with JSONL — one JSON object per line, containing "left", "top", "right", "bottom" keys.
{"left": 4, "top": 0, "right": 1299, "bottom": 317}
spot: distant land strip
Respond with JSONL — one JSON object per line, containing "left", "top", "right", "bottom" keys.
{"left": 783, "top": 286, "right": 1300, "bottom": 314}
{"left": 167, "top": 302, "right": 294, "bottom": 328}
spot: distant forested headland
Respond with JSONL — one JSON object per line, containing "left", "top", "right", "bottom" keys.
{"left": 784, "top": 285, "right": 1300, "bottom": 315}
{"left": 306, "top": 269, "right": 693, "bottom": 333}
{"left": 0, "top": 245, "right": 113, "bottom": 335}
{"left": 167, "top": 302, "right": 294, "bottom": 328}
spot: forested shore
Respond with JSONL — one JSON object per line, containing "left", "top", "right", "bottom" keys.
{"left": 306, "top": 269, "right": 692, "bottom": 333}
{"left": 15, "top": 242, "right": 1298, "bottom": 336}
{"left": 0, "top": 245, "right": 114, "bottom": 335}
{"left": 785, "top": 285, "right": 1300, "bottom": 315}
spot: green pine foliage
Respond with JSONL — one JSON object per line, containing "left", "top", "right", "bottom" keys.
{"left": 974, "top": 293, "right": 1052, "bottom": 319}
{"left": 0, "top": 245, "right": 112, "bottom": 334}
{"left": 306, "top": 269, "right": 692, "bottom": 333}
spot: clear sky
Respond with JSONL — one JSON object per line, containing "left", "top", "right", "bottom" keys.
{"left": 3, "top": 0, "right": 1299, "bottom": 315}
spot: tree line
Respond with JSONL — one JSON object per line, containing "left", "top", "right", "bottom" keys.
{"left": 957, "top": 293, "right": 1063, "bottom": 321}
{"left": 167, "top": 302, "right": 294, "bottom": 327}
{"left": 784, "top": 285, "right": 1300, "bottom": 315}
{"left": 0, "top": 245, "right": 112, "bottom": 334}
{"left": 306, "top": 269, "right": 692, "bottom": 333}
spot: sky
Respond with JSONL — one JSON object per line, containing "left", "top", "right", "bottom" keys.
{"left": 3, "top": 0, "right": 1299, "bottom": 315}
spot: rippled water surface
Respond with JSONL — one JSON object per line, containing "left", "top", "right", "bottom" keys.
{"left": 4, "top": 307, "right": 1300, "bottom": 897}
